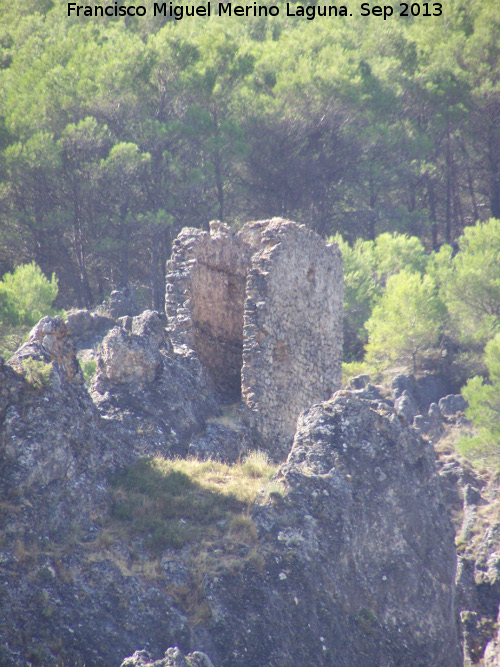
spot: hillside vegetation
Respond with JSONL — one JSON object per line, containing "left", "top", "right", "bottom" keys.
{"left": 338, "top": 218, "right": 500, "bottom": 464}
{"left": 0, "top": 0, "right": 498, "bottom": 311}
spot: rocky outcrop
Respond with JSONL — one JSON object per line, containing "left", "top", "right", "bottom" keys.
{"left": 90, "top": 310, "right": 222, "bottom": 459}
{"left": 121, "top": 647, "right": 215, "bottom": 667}
{"left": 439, "top": 393, "right": 468, "bottom": 417}
{"left": 189, "top": 393, "right": 462, "bottom": 667}
{"left": 391, "top": 371, "right": 450, "bottom": 413}
{"left": 0, "top": 313, "right": 224, "bottom": 666}
{"left": 65, "top": 288, "right": 143, "bottom": 374}
{"left": 0, "top": 317, "right": 110, "bottom": 539}
{"left": 388, "top": 372, "right": 468, "bottom": 437}
{"left": 450, "top": 466, "right": 500, "bottom": 665}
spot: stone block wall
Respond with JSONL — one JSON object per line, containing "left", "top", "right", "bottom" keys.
{"left": 165, "top": 218, "right": 343, "bottom": 453}
{"left": 241, "top": 220, "right": 343, "bottom": 448}
{"left": 165, "top": 223, "right": 252, "bottom": 401}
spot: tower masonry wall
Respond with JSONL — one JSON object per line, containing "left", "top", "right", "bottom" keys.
{"left": 165, "top": 223, "right": 253, "bottom": 401}
{"left": 165, "top": 218, "right": 343, "bottom": 454}
{"left": 241, "top": 220, "right": 343, "bottom": 453}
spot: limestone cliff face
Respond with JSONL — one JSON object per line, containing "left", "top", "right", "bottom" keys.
{"left": 192, "top": 394, "right": 462, "bottom": 667}
{"left": 119, "top": 395, "right": 462, "bottom": 667}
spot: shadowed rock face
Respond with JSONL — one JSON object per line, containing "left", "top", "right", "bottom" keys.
{"left": 165, "top": 224, "right": 253, "bottom": 404}
{"left": 189, "top": 394, "right": 462, "bottom": 667}
{"left": 0, "top": 317, "right": 110, "bottom": 539}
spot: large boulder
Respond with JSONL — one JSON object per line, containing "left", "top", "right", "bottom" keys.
{"left": 198, "top": 393, "right": 462, "bottom": 666}
{"left": 90, "top": 310, "right": 221, "bottom": 458}
{"left": 0, "top": 317, "right": 109, "bottom": 538}
{"left": 439, "top": 394, "right": 468, "bottom": 417}
{"left": 96, "top": 312, "right": 164, "bottom": 385}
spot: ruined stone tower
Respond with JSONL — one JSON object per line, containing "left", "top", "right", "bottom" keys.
{"left": 165, "top": 218, "right": 343, "bottom": 453}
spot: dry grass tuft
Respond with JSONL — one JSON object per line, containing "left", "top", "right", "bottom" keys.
{"left": 109, "top": 451, "right": 277, "bottom": 553}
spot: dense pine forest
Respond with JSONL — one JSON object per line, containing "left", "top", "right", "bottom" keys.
{"left": 0, "top": 0, "right": 498, "bottom": 311}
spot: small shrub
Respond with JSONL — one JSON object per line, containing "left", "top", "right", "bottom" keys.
{"left": 97, "top": 530, "right": 113, "bottom": 549}
{"left": 143, "top": 518, "right": 194, "bottom": 553}
{"left": 365, "top": 270, "right": 445, "bottom": 374}
{"left": 228, "top": 514, "right": 258, "bottom": 544}
{"left": 458, "top": 333, "right": 500, "bottom": 463}
{"left": 21, "top": 357, "right": 52, "bottom": 390}
{"left": 245, "top": 548, "right": 265, "bottom": 572}
{"left": 0, "top": 324, "right": 30, "bottom": 360}
{"left": 82, "top": 359, "right": 96, "bottom": 385}
{"left": 241, "top": 450, "right": 271, "bottom": 478}
{"left": 262, "top": 480, "right": 287, "bottom": 503}
{"left": 355, "top": 607, "right": 379, "bottom": 635}
{"left": 171, "top": 583, "right": 213, "bottom": 626}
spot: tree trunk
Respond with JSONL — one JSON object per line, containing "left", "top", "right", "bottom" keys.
{"left": 428, "top": 179, "right": 439, "bottom": 248}
{"left": 445, "top": 131, "right": 452, "bottom": 243}
{"left": 118, "top": 201, "right": 129, "bottom": 289}
{"left": 211, "top": 108, "right": 224, "bottom": 221}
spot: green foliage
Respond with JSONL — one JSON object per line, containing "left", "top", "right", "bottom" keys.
{"left": 340, "top": 219, "right": 500, "bottom": 379}
{"left": 21, "top": 357, "right": 52, "bottom": 390}
{"left": 0, "top": 283, "right": 19, "bottom": 329}
{"left": 372, "top": 233, "right": 428, "bottom": 285}
{"left": 425, "top": 243, "right": 454, "bottom": 292}
{"left": 333, "top": 234, "right": 377, "bottom": 361}
{"left": 365, "top": 270, "right": 445, "bottom": 373}
{"left": 342, "top": 361, "right": 374, "bottom": 387}
{"left": 459, "top": 334, "right": 500, "bottom": 462}
{"left": 334, "top": 232, "right": 429, "bottom": 362}
{"left": 81, "top": 359, "right": 96, "bottom": 385}
{"left": 441, "top": 219, "right": 500, "bottom": 342}
{"left": 0, "top": 325, "right": 30, "bottom": 361}
{"left": 0, "top": 262, "right": 58, "bottom": 327}
{"left": 0, "top": 1, "right": 497, "bottom": 308}
{"left": 240, "top": 449, "right": 272, "bottom": 478}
